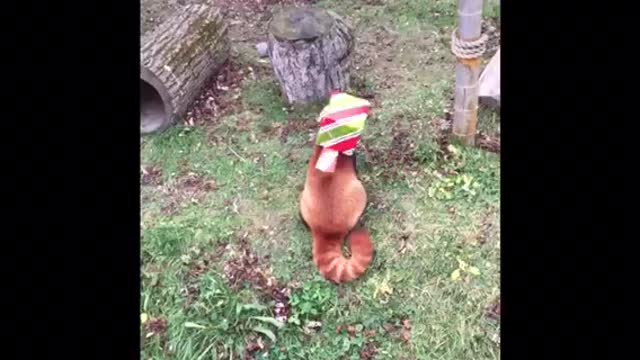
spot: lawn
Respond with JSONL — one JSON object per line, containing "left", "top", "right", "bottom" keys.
{"left": 140, "top": 1, "right": 500, "bottom": 359}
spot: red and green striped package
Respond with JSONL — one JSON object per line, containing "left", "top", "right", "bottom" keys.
{"left": 315, "top": 92, "right": 371, "bottom": 172}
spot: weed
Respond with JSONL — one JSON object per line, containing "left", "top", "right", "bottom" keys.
{"left": 289, "top": 281, "right": 336, "bottom": 323}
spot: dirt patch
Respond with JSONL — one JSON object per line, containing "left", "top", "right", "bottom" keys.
{"left": 182, "top": 242, "right": 229, "bottom": 307}
{"left": 351, "top": 25, "right": 415, "bottom": 92}
{"left": 433, "top": 109, "right": 500, "bottom": 155}
{"left": 223, "top": 235, "right": 293, "bottom": 323}
{"left": 486, "top": 299, "right": 500, "bottom": 321}
{"left": 212, "top": 0, "right": 314, "bottom": 45}
{"left": 381, "top": 318, "right": 412, "bottom": 344}
{"left": 336, "top": 287, "right": 364, "bottom": 306}
{"left": 334, "top": 323, "right": 379, "bottom": 359}
{"left": 277, "top": 118, "right": 317, "bottom": 144}
{"left": 366, "top": 191, "right": 389, "bottom": 212}
{"left": 141, "top": 166, "right": 163, "bottom": 186}
{"left": 160, "top": 172, "right": 218, "bottom": 216}
{"left": 160, "top": 201, "right": 180, "bottom": 217}
{"left": 432, "top": 110, "right": 454, "bottom": 155}
{"left": 223, "top": 236, "right": 276, "bottom": 290}
{"left": 145, "top": 316, "right": 168, "bottom": 336}
{"left": 234, "top": 201, "right": 291, "bottom": 244}
{"left": 475, "top": 210, "right": 498, "bottom": 245}
{"left": 397, "top": 233, "right": 415, "bottom": 255}
{"left": 360, "top": 341, "right": 378, "bottom": 360}
{"left": 390, "top": 129, "right": 417, "bottom": 162}
{"left": 400, "top": 319, "right": 411, "bottom": 343}
{"left": 177, "top": 172, "right": 218, "bottom": 191}
{"left": 362, "top": 127, "right": 420, "bottom": 181}
{"left": 141, "top": 316, "right": 171, "bottom": 355}
{"left": 271, "top": 286, "right": 292, "bottom": 323}
{"left": 476, "top": 132, "right": 500, "bottom": 153}
{"left": 184, "top": 60, "right": 246, "bottom": 128}
{"left": 243, "top": 334, "right": 266, "bottom": 359}
{"left": 206, "top": 110, "right": 263, "bottom": 146}
{"left": 350, "top": 75, "right": 377, "bottom": 101}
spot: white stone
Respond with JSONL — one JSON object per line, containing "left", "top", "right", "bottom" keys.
{"left": 256, "top": 42, "right": 268, "bottom": 58}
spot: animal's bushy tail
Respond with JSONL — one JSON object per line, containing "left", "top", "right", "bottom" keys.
{"left": 312, "top": 228, "right": 374, "bottom": 284}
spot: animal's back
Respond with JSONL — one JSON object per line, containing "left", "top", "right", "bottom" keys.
{"left": 300, "top": 155, "right": 366, "bottom": 233}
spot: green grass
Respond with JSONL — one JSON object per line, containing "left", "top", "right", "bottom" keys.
{"left": 484, "top": 0, "right": 501, "bottom": 23}
{"left": 141, "top": 0, "right": 500, "bottom": 359}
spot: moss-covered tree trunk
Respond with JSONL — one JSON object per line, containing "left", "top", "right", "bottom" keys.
{"left": 267, "top": 8, "right": 354, "bottom": 105}
{"left": 140, "top": 4, "right": 229, "bottom": 134}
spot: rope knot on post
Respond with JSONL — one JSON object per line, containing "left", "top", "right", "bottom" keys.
{"left": 451, "top": 28, "right": 488, "bottom": 59}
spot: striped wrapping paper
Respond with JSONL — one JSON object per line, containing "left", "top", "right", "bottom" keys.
{"left": 315, "top": 92, "right": 371, "bottom": 172}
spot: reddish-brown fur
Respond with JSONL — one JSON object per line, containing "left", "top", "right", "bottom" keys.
{"left": 299, "top": 145, "right": 374, "bottom": 283}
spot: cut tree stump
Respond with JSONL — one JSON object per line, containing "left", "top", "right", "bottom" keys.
{"left": 140, "top": 4, "right": 229, "bottom": 134}
{"left": 267, "top": 7, "right": 354, "bottom": 105}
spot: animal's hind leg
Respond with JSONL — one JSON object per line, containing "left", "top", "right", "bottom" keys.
{"left": 299, "top": 210, "right": 310, "bottom": 230}
{"left": 299, "top": 191, "right": 314, "bottom": 231}
{"left": 344, "top": 182, "right": 367, "bottom": 232}
{"left": 352, "top": 153, "right": 358, "bottom": 175}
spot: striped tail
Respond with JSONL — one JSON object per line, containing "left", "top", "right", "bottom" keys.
{"left": 312, "top": 228, "right": 374, "bottom": 284}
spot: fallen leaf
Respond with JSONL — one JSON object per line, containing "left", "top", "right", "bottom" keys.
{"left": 457, "top": 258, "right": 469, "bottom": 271}
{"left": 253, "top": 326, "right": 277, "bottom": 342}
{"left": 245, "top": 341, "right": 262, "bottom": 353}
{"left": 346, "top": 325, "right": 357, "bottom": 336}
{"left": 382, "top": 323, "right": 395, "bottom": 333}
{"left": 401, "top": 329, "right": 411, "bottom": 343}
{"left": 373, "top": 278, "right": 394, "bottom": 301}
{"left": 251, "top": 316, "right": 285, "bottom": 329}
{"left": 237, "top": 303, "right": 268, "bottom": 315}
{"left": 184, "top": 322, "right": 207, "bottom": 329}
{"left": 303, "top": 321, "right": 322, "bottom": 335}
{"left": 451, "top": 269, "right": 461, "bottom": 281}
{"left": 306, "top": 321, "right": 322, "bottom": 329}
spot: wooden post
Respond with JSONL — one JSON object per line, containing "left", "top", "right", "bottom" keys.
{"left": 452, "top": 0, "right": 484, "bottom": 145}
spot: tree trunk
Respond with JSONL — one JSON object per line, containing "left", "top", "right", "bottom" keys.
{"left": 267, "top": 8, "right": 354, "bottom": 105}
{"left": 140, "top": 4, "right": 229, "bottom": 134}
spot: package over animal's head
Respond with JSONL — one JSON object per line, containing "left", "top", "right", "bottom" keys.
{"left": 315, "top": 92, "right": 371, "bottom": 172}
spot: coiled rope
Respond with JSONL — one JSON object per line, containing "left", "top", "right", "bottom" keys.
{"left": 451, "top": 28, "right": 488, "bottom": 59}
